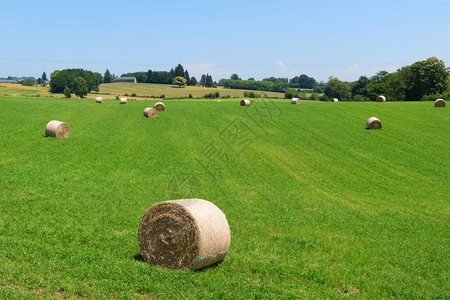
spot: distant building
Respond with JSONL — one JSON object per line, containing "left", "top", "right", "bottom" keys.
{"left": 0, "top": 80, "right": 19, "bottom": 84}
{"left": 114, "top": 77, "right": 137, "bottom": 83}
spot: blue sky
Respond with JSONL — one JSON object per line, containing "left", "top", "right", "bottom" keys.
{"left": 1, "top": 0, "right": 449, "bottom": 82}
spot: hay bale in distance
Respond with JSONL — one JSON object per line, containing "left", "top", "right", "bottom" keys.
{"left": 435, "top": 98, "right": 446, "bottom": 107}
{"left": 367, "top": 117, "right": 382, "bottom": 129}
{"left": 96, "top": 97, "right": 103, "bottom": 103}
{"left": 217, "top": 99, "right": 222, "bottom": 102}
{"left": 144, "top": 107, "right": 157, "bottom": 118}
{"left": 240, "top": 99, "right": 251, "bottom": 106}
{"left": 154, "top": 102, "right": 166, "bottom": 111}
{"left": 45, "top": 120, "right": 70, "bottom": 138}
{"left": 332, "top": 98, "right": 339, "bottom": 102}
{"left": 376, "top": 95, "right": 386, "bottom": 102}
{"left": 120, "top": 97, "right": 127, "bottom": 104}
{"left": 138, "top": 198, "right": 231, "bottom": 270}
{"left": 291, "top": 98, "right": 300, "bottom": 104}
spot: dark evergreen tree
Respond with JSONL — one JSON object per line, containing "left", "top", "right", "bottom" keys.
{"left": 104, "top": 69, "right": 112, "bottom": 83}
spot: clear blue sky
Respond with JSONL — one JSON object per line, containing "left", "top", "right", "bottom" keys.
{"left": 1, "top": 0, "right": 449, "bottom": 82}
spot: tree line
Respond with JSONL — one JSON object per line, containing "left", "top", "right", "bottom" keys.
{"left": 48, "top": 57, "right": 448, "bottom": 101}
{"left": 50, "top": 69, "right": 102, "bottom": 98}
{"left": 218, "top": 74, "right": 321, "bottom": 93}
{"left": 323, "top": 57, "right": 449, "bottom": 101}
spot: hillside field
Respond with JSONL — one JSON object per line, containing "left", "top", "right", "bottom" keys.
{"left": 0, "top": 96, "right": 448, "bottom": 298}
{"left": 0, "top": 83, "right": 286, "bottom": 100}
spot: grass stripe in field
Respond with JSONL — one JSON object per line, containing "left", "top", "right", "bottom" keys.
{"left": 0, "top": 96, "right": 448, "bottom": 298}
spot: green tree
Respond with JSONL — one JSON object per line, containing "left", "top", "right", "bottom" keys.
{"left": 190, "top": 77, "right": 198, "bottom": 86}
{"left": 22, "top": 79, "right": 34, "bottom": 86}
{"left": 200, "top": 74, "right": 207, "bottom": 86}
{"left": 50, "top": 69, "right": 101, "bottom": 94}
{"left": 351, "top": 75, "right": 370, "bottom": 100}
{"left": 324, "top": 77, "right": 351, "bottom": 101}
{"left": 72, "top": 77, "right": 88, "bottom": 98}
{"left": 184, "top": 70, "right": 190, "bottom": 84}
{"left": 230, "top": 74, "right": 241, "bottom": 80}
{"left": 63, "top": 87, "right": 71, "bottom": 98}
{"left": 173, "top": 76, "right": 187, "bottom": 88}
{"left": 205, "top": 74, "right": 213, "bottom": 87}
{"left": 403, "top": 56, "right": 449, "bottom": 100}
{"left": 104, "top": 69, "right": 112, "bottom": 83}
{"left": 290, "top": 74, "right": 317, "bottom": 89}
{"left": 41, "top": 72, "right": 47, "bottom": 82}
{"left": 284, "top": 88, "right": 298, "bottom": 99}
{"left": 174, "top": 64, "right": 185, "bottom": 77}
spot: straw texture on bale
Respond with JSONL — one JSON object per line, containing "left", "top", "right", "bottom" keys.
{"left": 138, "top": 198, "right": 231, "bottom": 270}
{"left": 434, "top": 98, "right": 446, "bottom": 107}
{"left": 96, "top": 97, "right": 103, "bottom": 103}
{"left": 154, "top": 102, "right": 166, "bottom": 111}
{"left": 144, "top": 107, "right": 157, "bottom": 118}
{"left": 120, "top": 97, "right": 127, "bottom": 104}
{"left": 332, "top": 98, "right": 339, "bottom": 102}
{"left": 291, "top": 98, "right": 300, "bottom": 104}
{"left": 45, "top": 120, "right": 70, "bottom": 138}
{"left": 367, "top": 117, "right": 382, "bottom": 129}
{"left": 376, "top": 95, "right": 386, "bottom": 102}
{"left": 240, "top": 99, "right": 251, "bottom": 106}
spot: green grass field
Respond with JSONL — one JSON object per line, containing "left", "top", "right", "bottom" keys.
{"left": 0, "top": 96, "right": 448, "bottom": 298}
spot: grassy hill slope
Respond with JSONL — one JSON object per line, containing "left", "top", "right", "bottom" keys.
{"left": 0, "top": 97, "right": 448, "bottom": 298}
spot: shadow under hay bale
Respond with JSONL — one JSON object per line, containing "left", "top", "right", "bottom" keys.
{"left": 435, "top": 98, "right": 446, "bottom": 107}
{"left": 240, "top": 99, "right": 250, "bottom": 106}
{"left": 45, "top": 120, "right": 70, "bottom": 138}
{"left": 291, "top": 98, "right": 300, "bottom": 104}
{"left": 138, "top": 198, "right": 231, "bottom": 270}
{"left": 154, "top": 102, "right": 165, "bottom": 111}
{"left": 376, "top": 95, "right": 386, "bottom": 102}
{"left": 120, "top": 97, "right": 127, "bottom": 104}
{"left": 144, "top": 107, "right": 157, "bottom": 118}
{"left": 367, "top": 117, "right": 382, "bottom": 129}
{"left": 96, "top": 97, "right": 103, "bottom": 103}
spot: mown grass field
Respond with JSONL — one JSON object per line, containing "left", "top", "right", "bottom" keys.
{"left": 0, "top": 96, "right": 448, "bottom": 298}
{"left": 97, "top": 83, "right": 285, "bottom": 99}
{"left": 0, "top": 83, "right": 286, "bottom": 100}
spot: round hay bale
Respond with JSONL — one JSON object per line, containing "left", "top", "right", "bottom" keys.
{"left": 138, "top": 198, "right": 231, "bottom": 270}
{"left": 144, "top": 107, "right": 157, "bottom": 118}
{"left": 217, "top": 99, "right": 222, "bottom": 102}
{"left": 434, "top": 98, "right": 446, "bottom": 107}
{"left": 367, "top": 117, "right": 382, "bottom": 129}
{"left": 291, "top": 98, "right": 300, "bottom": 104}
{"left": 332, "top": 98, "right": 339, "bottom": 102}
{"left": 96, "top": 97, "right": 103, "bottom": 103}
{"left": 376, "top": 95, "right": 386, "bottom": 102}
{"left": 240, "top": 99, "right": 251, "bottom": 106}
{"left": 154, "top": 102, "right": 166, "bottom": 111}
{"left": 120, "top": 97, "right": 127, "bottom": 104}
{"left": 45, "top": 120, "right": 70, "bottom": 138}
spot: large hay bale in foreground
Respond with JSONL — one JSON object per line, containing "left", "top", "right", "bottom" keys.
{"left": 144, "top": 107, "right": 157, "bottom": 118}
{"left": 435, "top": 98, "right": 446, "bottom": 107}
{"left": 240, "top": 99, "right": 251, "bottom": 106}
{"left": 332, "top": 98, "right": 339, "bottom": 102}
{"left": 45, "top": 120, "right": 70, "bottom": 138}
{"left": 376, "top": 95, "right": 386, "bottom": 102}
{"left": 291, "top": 98, "right": 300, "bottom": 104}
{"left": 138, "top": 198, "right": 231, "bottom": 270}
{"left": 96, "top": 97, "right": 103, "bottom": 103}
{"left": 367, "top": 117, "right": 382, "bottom": 129}
{"left": 154, "top": 102, "right": 166, "bottom": 111}
{"left": 120, "top": 97, "right": 127, "bottom": 104}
